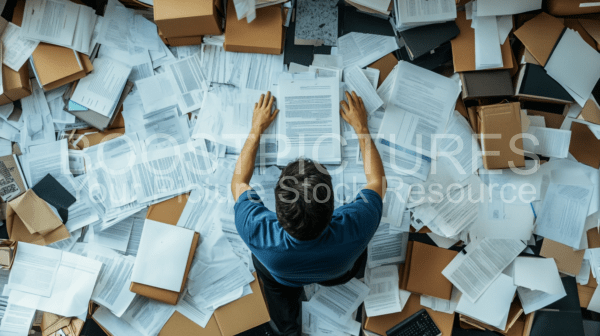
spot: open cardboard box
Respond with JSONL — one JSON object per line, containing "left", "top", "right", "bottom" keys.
{"left": 6, "top": 189, "right": 70, "bottom": 246}
{"left": 224, "top": 0, "right": 285, "bottom": 55}
{"left": 154, "top": 0, "right": 223, "bottom": 39}
{"left": 30, "top": 43, "right": 94, "bottom": 91}
{"left": 139, "top": 194, "right": 271, "bottom": 334}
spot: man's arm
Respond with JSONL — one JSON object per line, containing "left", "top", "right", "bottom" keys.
{"left": 231, "top": 91, "right": 279, "bottom": 202}
{"left": 340, "top": 91, "right": 387, "bottom": 199}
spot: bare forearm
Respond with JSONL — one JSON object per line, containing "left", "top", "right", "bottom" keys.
{"left": 231, "top": 130, "right": 261, "bottom": 200}
{"left": 357, "top": 128, "right": 386, "bottom": 197}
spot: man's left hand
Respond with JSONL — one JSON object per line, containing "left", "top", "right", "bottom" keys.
{"left": 251, "top": 91, "right": 279, "bottom": 135}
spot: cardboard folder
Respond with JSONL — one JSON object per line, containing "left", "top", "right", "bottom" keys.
{"left": 477, "top": 102, "right": 525, "bottom": 170}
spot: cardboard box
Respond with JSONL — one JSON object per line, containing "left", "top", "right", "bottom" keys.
{"left": 0, "top": 154, "right": 28, "bottom": 201}
{"left": 569, "top": 121, "right": 600, "bottom": 169}
{"left": 6, "top": 189, "right": 70, "bottom": 246}
{"left": 31, "top": 43, "right": 94, "bottom": 91}
{"left": 548, "top": 0, "right": 600, "bottom": 16}
{"left": 514, "top": 13, "right": 565, "bottom": 67}
{"left": 130, "top": 218, "right": 199, "bottom": 305}
{"left": 451, "top": 11, "right": 514, "bottom": 72}
{"left": 459, "top": 70, "right": 514, "bottom": 101}
{"left": 477, "top": 102, "right": 525, "bottom": 170}
{"left": 154, "top": 0, "right": 223, "bottom": 39}
{"left": 368, "top": 53, "right": 398, "bottom": 88}
{"left": 0, "top": 240, "right": 17, "bottom": 269}
{"left": 514, "top": 63, "right": 573, "bottom": 104}
{"left": 400, "top": 242, "right": 457, "bottom": 300}
{"left": 224, "top": 0, "right": 284, "bottom": 55}
{"left": 363, "top": 294, "right": 454, "bottom": 336}
{"left": 0, "top": 64, "right": 32, "bottom": 105}
{"left": 539, "top": 238, "right": 585, "bottom": 276}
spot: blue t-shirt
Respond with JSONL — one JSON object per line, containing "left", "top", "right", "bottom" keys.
{"left": 234, "top": 188, "right": 383, "bottom": 287}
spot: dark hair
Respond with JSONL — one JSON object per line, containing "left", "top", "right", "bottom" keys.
{"left": 275, "top": 158, "right": 334, "bottom": 241}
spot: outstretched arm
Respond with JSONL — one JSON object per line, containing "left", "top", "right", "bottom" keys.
{"left": 231, "top": 91, "right": 280, "bottom": 202}
{"left": 340, "top": 91, "right": 387, "bottom": 199}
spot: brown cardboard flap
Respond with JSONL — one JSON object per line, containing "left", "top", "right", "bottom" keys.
{"left": 364, "top": 295, "right": 454, "bottom": 336}
{"left": 224, "top": 1, "right": 284, "bottom": 55}
{"left": 580, "top": 99, "right": 600, "bottom": 125}
{"left": 579, "top": 19, "right": 600, "bottom": 45}
{"left": 514, "top": 13, "right": 565, "bottom": 66}
{"left": 539, "top": 238, "right": 585, "bottom": 276}
{"left": 214, "top": 274, "right": 271, "bottom": 336}
{"left": 451, "top": 11, "right": 514, "bottom": 72}
{"left": 406, "top": 242, "right": 457, "bottom": 300}
{"left": 368, "top": 53, "right": 398, "bottom": 88}
{"left": 6, "top": 203, "right": 70, "bottom": 246}
{"left": 159, "top": 313, "right": 222, "bottom": 336}
{"left": 478, "top": 102, "right": 525, "bottom": 170}
{"left": 578, "top": 283, "right": 596, "bottom": 308}
{"left": 588, "top": 227, "right": 600, "bottom": 248}
{"left": 31, "top": 43, "right": 85, "bottom": 87}
{"left": 525, "top": 110, "right": 565, "bottom": 129}
{"left": 569, "top": 122, "right": 600, "bottom": 169}
{"left": 130, "top": 232, "right": 199, "bottom": 305}
{"left": 9, "top": 190, "right": 62, "bottom": 235}
{"left": 146, "top": 194, "right": 191, "bottom": 225}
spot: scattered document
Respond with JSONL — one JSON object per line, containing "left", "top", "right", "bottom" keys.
{"left": 71, "top": 57, "right": 132, "bottom": 117}
{"left": 443, "top": 238, "right": 525, "bottom": 302}
{"left": 7, "top": 243, "right": 61, "bottom": 297}
{"left": 364, "top": 265, "right": 402, "bottom": 317}
{"left": 343, "top": 65, "right": 383, "bottom": 114}
{"left": 309, "top": 278, "right": 370, "bottom": 322}
{"left": 523, "top": 127, "right": 571, "bottom": 158}
{"left": 337, "top": 33, "right": 398, "bottom": 69}
{"left": 1, "top": 23, "right": 39, "bottom": 71}
{"left": 21, "top": 0, "right": 79, "bottom": 46}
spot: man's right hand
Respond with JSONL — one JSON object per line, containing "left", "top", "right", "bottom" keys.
{"left": 340, "top": 91, "right": 369, "bottom": 134}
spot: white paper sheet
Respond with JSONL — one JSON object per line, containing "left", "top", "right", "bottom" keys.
{"left": 456, "top": 273, "right": 516, "bottom": 330}
{"left": 443, "top": 238, "right": 525, "bottom": 302}
{"left": 7, "top": 243, "right": 61, "bottom": 297}
{"left": 337, "top": 33, "right": 398, "bottom": 69}
{"left": 364, "top": 265, "right": 402, "bottom": 317}
{"left": 71, "top": 57, "right": 132, "bottom": 117}
{"left": 21, "top": 0, "right": 79, "bottom": 46}
{"left": 309, "top": 278, "right": 370, "bottom": 322}
{"left": 523, "top": 127, "right": 571, "bottom": 158}
{"left": 343, "top": 65, "right": 383, "bottom": 114}
{"left": 1, "top": 22, "right": 39, "bottom": 71}
{"left": 131, "top": 219, "right": 195, "bottom": 292}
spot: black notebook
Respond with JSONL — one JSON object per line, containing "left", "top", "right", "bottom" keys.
{"left": 400, "top": 21, "right": 460, "bottom": 60}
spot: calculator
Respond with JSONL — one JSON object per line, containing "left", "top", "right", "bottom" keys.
{"left": 386, "top": 309, "right": 441, "bottom": 336}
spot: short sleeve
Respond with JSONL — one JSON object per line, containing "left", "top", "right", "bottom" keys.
{"left": 234, "top": 189, "right": 270, "bottom": 240}
{"left": 333, "top": 189, "right": 384, "bottom": 240}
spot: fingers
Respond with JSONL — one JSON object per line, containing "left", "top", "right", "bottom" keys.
{"left": 271, "top": 109, "right": 280, "bottom": 121}
{"left": 339, "top": 108, "right": 349, "bottom": 123}
{"left": 358, "top": 97, "right": 365, "bottom": 110}
{"left": 254, "top": 103, "right": 258, "bottom": 110}
{"left": 340, "top": 100, "right": 349, "bottom": 113}
{"left": 344, "top": 91, "right": 352, "bottom": 104}
{"left": 263, "top": 92, "right": 271, "bottom": 108}
{"left": 351, "top": 91, "right": 359, "bottom": 106}
{"left": 268, "top": 94, "right": 275, "bottom": 110}
{"left": 258, "top": 94, "right": 265, "bottom": 107}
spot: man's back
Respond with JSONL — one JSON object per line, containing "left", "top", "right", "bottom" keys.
{"left": 234, "top": 188, "right": 383, "bottom": 287}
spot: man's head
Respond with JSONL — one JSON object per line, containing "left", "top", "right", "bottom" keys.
{"left": 275, "top": 159, "right": 334, "bottom": 241}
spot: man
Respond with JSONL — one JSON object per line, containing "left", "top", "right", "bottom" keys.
{"left": 231, "top": 91, "right": 386, "bottom": 335}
